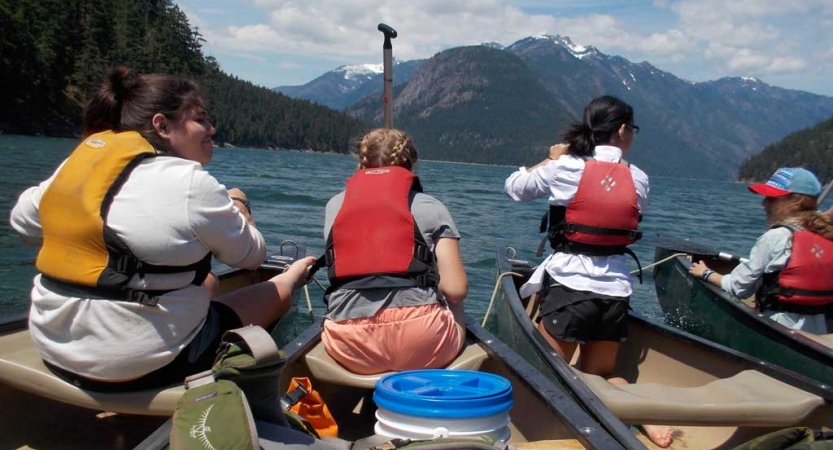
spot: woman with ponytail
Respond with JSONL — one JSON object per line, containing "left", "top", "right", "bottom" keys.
{"left": 691, "top": 167, "right": 833, "bottom": 334}
{"left": 505, "top": 96, "right": 674, "bottom": 447}
{"left": 10, "top": 67, "right": 314, "bottom": 391}
{"left": 319, "top": 128, "right": 467, "bottom": 375}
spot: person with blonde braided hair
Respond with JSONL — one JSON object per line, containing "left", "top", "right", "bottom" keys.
{"left": 319, "top": 128, "right": 467, "bottom": 375}
{"left": 691, "top": 167, "right": 833, "bottom": 334}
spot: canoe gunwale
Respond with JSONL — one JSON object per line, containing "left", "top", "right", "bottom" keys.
{"left": 465, "top": 316, "right": 629, "bottom": 450}
{"left": 668, "top": 250, "right": 833, "bottom": 357}
{"left": 494, "top": 247, "right": 646, "bottom": 450}
{"left": 654, "top": 246, "right": 833, "bottom": 397}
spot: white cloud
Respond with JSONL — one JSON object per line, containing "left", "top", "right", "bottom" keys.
{"left": 200, "top": 0, "right": 831, "bottom": 82}
{"left": 767, "top": 57, "right": 807, "bottom": 72}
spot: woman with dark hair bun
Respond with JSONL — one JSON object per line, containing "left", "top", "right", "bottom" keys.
{"left": 10, "top": 67, "right": 314, "bottom": 391}
{"left": 505, "top": 95, "right": 674, "bottom": 447}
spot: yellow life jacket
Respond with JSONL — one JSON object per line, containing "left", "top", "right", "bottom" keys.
{"left": 36, "top": 130, "right": 211, "bottom": 303}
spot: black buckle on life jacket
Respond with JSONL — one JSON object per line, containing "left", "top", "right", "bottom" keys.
{"left": 780, "top": 287, "right": 795, "bottom": 297}
{"left": 413, "top": 272, "right": 440, "bottom": 288}
{"left": 414, "top": 244, "right": 432, "bottom": 263}
{"left": 128, "top": 290, "right": 159, "bottom": 307}
{"left": 115, "top": 255, "right": 138, "bottom": 275}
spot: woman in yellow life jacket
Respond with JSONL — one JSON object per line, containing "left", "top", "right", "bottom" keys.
{"left": 10, "top": 67, "right": 314, "bottom": 391}
{"left": 318, "top": 128, "right": 468, "bottom": 374}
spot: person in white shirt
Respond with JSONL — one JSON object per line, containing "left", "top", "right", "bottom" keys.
{"left": 505, "top": 95, "right": 672, "bottom": 448}
{"left": 10, "top": 67, "right": 314, "bottom": 391}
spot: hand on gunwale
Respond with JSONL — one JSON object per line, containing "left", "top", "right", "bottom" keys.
{"left": 688, "top": 260, "right": 709, "bottom": 279}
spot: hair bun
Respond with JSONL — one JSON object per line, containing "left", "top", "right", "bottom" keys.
{"left": 108, "top": 66, "right": 137, "bottom": 102}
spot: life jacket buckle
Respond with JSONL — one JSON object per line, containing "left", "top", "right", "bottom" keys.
{"left": 414, "top": 244, "right": 432, "bottom": 262}
{"left": 129, "top": 290, "right": 159, "bottom": 306}
{"left": 115, "top": 255, "right": 135, "bottom": 274}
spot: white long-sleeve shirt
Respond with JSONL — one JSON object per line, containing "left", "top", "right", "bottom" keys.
{"left": 10, "top": 155, "right": 266, "bottom": 381}
{"left": 504, "top": 145, "right": 649, "bottom": 298}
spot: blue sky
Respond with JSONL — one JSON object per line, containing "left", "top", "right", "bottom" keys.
{"left": 179, "top": 0, "right": 833, "bottom": 96}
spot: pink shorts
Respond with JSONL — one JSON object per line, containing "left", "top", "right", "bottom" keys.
{"left": 322, "top": 303, "right": 464, "bottom": 375}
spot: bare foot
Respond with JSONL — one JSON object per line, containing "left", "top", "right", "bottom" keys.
{"left": 642, "top": 424, "right": 674, "bottom": 448}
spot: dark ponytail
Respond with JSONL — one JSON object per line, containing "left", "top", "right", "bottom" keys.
{"left": 82, "top": 67, "right": 137, "bottom": 137}
{"left": 81, "top": 67, "right": 204, "bottom": 151}
{"left": 562, "top": 95, "right": 634, "bottom": 157}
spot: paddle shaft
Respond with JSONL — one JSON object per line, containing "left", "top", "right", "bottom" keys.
{"left": 377, "top": 23, "right": 397, "bottom": 129}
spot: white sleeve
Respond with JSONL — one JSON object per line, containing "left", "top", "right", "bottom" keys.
{"left": 504, "top": 156, "right": 583, "bottom": 205}
{"left": 188, "top": 169, "right": 266, "bottom": 270}
{"left": 630, "top": 165, "right": 650, "bottom": 213}
{"left": 9, "top": 161, "right": 66, "bottom": 245}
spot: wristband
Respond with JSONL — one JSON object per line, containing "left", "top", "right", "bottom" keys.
{"left": 231, "top": 197, "right": 251, "bottom": 214}
{"left": 701, "top": 269, "right": 714, "bottom": 282}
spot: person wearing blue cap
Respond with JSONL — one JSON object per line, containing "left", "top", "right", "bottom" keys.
{"left": 690, "top": 167, "right": 833, "bottom": 334}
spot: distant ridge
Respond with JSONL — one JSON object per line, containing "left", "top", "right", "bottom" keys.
{"left": 273, "top": 59, "right": 424, "bottom": 110}
{"left": 738, "top": 117, "right": 833, "bottom": 183}
{"left": 283, "top": 34, "right": 833, "bottom": 179}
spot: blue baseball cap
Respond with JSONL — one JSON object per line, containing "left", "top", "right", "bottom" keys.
{"left": 748, "top": 167, "right": 822, "bottom": 198}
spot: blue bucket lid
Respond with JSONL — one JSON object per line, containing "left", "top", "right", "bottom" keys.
{"left": 373, "top": 370, "right": 513, "bottom": 419}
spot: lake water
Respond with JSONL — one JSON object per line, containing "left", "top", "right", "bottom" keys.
{"left": 2, "top": 134, "right": 830, "bottom": 323}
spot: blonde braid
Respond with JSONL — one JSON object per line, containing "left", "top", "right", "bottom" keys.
{"left": 356, "top": 128, "right": 418, "bottom": 170}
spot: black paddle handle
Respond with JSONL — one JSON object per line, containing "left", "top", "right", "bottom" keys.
{"left": 377, "top": 23, "right": 397, "bottom": 49}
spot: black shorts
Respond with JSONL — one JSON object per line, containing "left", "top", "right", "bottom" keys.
{"left": 45, "top": 301, "right": 243, "bottom": 392}
{"left": 539, "top": 284, "right": 629, "bottom": 344}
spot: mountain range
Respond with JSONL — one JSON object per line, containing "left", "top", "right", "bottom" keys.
{"left": 273, "top": 36, "right": 833, "bottom": 180}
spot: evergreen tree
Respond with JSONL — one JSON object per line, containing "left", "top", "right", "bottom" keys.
{"left": 0, "top": 0, "right": 366, "bottom": 152}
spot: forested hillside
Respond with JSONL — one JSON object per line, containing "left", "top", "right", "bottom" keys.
{"left": 738, "top": 117, "right": 833, "bottom": 183}
{"left": 0, "top": 0, "right": 366, "bottom": 152}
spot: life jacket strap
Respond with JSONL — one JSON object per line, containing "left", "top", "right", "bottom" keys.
{"left": 560, "top": 222, "right": 642, "bottom": 240}
{"left": 756, "top": 295, "right": 833, "bottom": 316}
{"left": 40, "top": 275, "right": 170, "bottom": 306}
{"left": 111, "top": 252, "right": 211, "bottom": 281}
{"left": 329, "top": 273, "right": 440, "bottom": 291}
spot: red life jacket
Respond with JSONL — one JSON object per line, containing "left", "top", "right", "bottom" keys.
{"left": 321, "top": 166, "right": 437, "bottom": 291}
{"left": 758, "top": 228, "right": 833, "bottom": 311}
{"left": 543, "top": 159, "right": 642, "bottom": 256}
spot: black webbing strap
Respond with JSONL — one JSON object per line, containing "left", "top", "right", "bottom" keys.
{"left": 561, "top": 222, "right": 643, "bottom": 240}
{"left": 40, "top": 275, "right": 171, "bottom": 306}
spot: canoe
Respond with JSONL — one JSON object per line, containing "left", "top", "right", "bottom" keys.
{"left": 487, "top": 245, "right": 833, "bottom": 450}
{"left": 652, "top": 243, "right": 833, "bottom": 386}
{"left": 0, "top": 248, "right": 632, "bottom": 450}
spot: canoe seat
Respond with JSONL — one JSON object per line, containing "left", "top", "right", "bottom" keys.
{"left": 575, "top": 368, "right": 825, "bottom": 426}
{"left": 305, "top": 340, "right": 489, "bottom": 389}
{"left": 0, "top": 329, "right": 183, "bottom": 416}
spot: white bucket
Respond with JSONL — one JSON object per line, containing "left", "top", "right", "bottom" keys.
{"left": 374, "top": 407, "right": 511, "bottom": 441}
{"left": 373, "top": 370, "right": 514, "bottom": 442}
